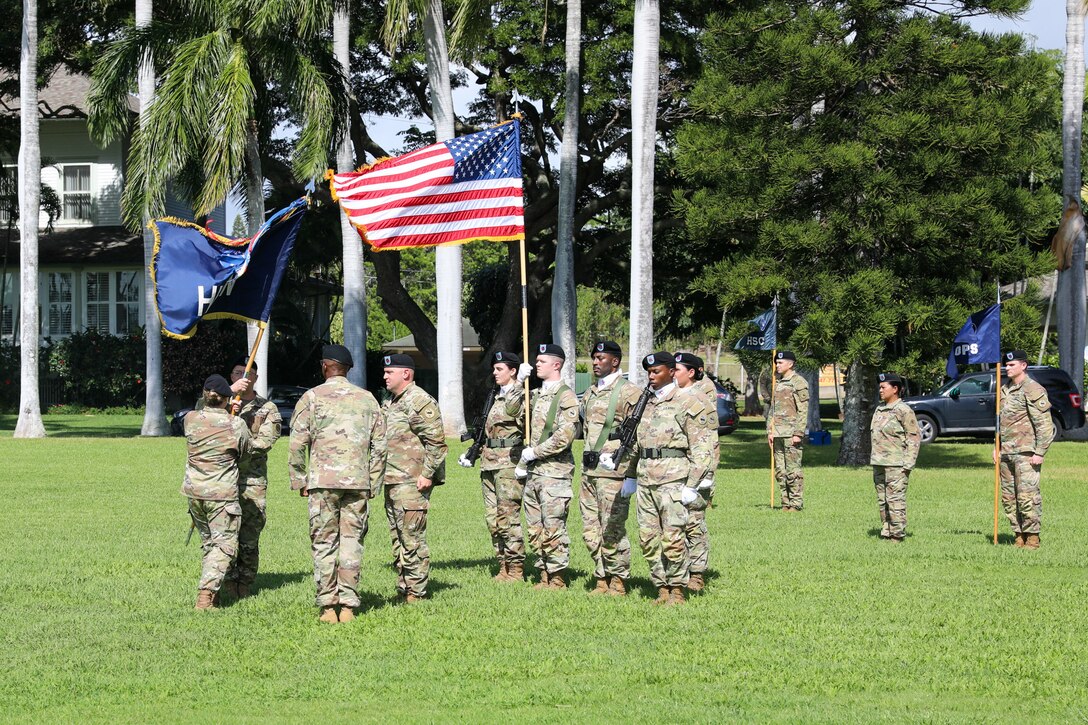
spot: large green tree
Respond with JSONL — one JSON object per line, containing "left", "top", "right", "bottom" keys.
{"left": 679, "top": 1, "right": 1060, "bottom": 464}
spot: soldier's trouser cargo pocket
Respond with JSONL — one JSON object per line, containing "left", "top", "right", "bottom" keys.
{"left": 1000, "top": 454, "right": 1042, "bottom": 534}
{"left": 190, "top": 498, "right": 241, "bottom": 592}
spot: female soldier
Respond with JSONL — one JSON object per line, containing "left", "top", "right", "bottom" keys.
{"left": 183, "top": 374, "right": 252, "bottom": 609}
{"left": 870, "top": 373, "right": 920, "bottom": 542}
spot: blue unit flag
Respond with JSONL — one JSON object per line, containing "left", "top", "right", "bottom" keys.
{"left": 946, "top": 303, "right": 1001, "bottom": 378}
{"left": 734, "top": 308, "right": 778, "bottom": 351}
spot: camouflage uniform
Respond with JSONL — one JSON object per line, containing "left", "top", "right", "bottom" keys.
{"left": 182, "top": 407, "right": 251, "bottom": 593}
{"left": 289, "top": 376, "right": 387, "bottom": 609}
{"left": 523, "top": 380, "right": 580, "bottom": 575}
{"left": 579, "top": 373, "right": 642, "bottom": 581}
{"left": 769, "top": 369, "right": 809, "bottom": 509}
{"left": 481, "top": 383, "right": 526, "bottom": 568}
{"left": 383, "top": 383, "right": 447, "bottom": 598}
{"left": 681, "top": 376, "right": 720, "bottom": 576}
{"left": 870, "top": 400, "right": 920, "bottom": 540}
{"left": 634, "top": 384, "right": 715, "bottom": 588}
{"left": 999, "top": 377, "right": 1054, "bottom": 536}
{"left": 225, "top": 396, "right": 281, "bottom": 588}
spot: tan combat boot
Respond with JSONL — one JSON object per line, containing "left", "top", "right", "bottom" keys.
{"left": 318, "top": 607, "right": 338, "bottom": 623}
{"left": 338, "top": 608, "right": 355, "bottom": 623}
{"left": 1024, "top": 534, "right": 1040, "bottom": 549}
{"left": 532, "top": 570, "right": 551, "bottom": 590}
{"left": 608, "top": 577, "right": 627, "bottom": 596}
{"left": 548, "top": 570, "right": 567, "bottom": 589}
{"left": 590, "top": 578, "right": 609, "bottom": 595}
{"left": 493, "top": 560, "right": 508, "bottom": 581}
{"left": 405, "top": 593, "right": 425, "bottom": 604}
{"left": 195, "top": 589, "right": 216, "bottom": 610}
{"left": 652, "top": 586, "right": 670, "bottom": 605}
{"left": 667, "top": 586, "right": 686, "bottom": 605}
{"left": 504, "top": 561, "right": 524, "bottom": 582}
{"left": 687, "top": 573, "right": 704, "bottom": 593}
{"left": 1013, "top": 533, "right": 1025, "bottom": 548}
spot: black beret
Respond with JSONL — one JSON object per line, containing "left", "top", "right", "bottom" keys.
{"left": 322, "top": 344, "right": 354, "bottom": 367}
{"left": 591, "top": 340, "right": 622, "bottom": 356}
{"left": 1004, "top": 350, "right": 1028, "bottom": 362}
{"left": 877, "top": 372, "right": 903, "bottom": 386}
{"left": 535, "top": 343, "right": 566, "bottom": 360}
{"left": 203, "top": 374, "right": 232, "bottom": 397}
{"left": 381, "top": 352, "right": 415, "bottom": 369}
{"left": 775, "top": 350, "right": 796, "bottom": 362}
{"left": 492, "top": 351, "right": 522, "bottom": 367}
{"left": 642, "top": 351, "right": 676, "bottom": 370}
{"left": 674, "top": 352, "right": 703, "bottom": 369}
{"left": 230, "top": 356, "right": 256, "bottom": 372}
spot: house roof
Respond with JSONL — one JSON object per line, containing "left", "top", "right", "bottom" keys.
{"left": 2, "top": 225, "right": 143, "bottom": 265}
{"left": 385, "top": 318, "right": 482, "bottom": 351}
{"left": 0, "top": 68, "right": 138, "bottom": 119}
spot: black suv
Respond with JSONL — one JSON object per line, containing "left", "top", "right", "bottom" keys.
{"left": 904, "top": 366, "right": 1084, "bottom": 444}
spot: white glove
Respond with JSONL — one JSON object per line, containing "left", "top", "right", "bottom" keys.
{"left": 517, "top": 363, "right": 532, "bottom": 382}
{"left": 598, "top": 452, "right": 616, "bottom": 471}
{"left": 680, "top": 487, "right": 699, "bottom": 506}
{"left": 697, "top": 478, "right": 714, "bottom": 491}
{"left": 514, "top": 464, "right": 528, "bottom": 479}
{"left": 457, "top": 453, "right": 473, "bottom": 468}
{"left": 620, "top": 477, "right": 638, "bottom": 498}
{"left": 520, "top": 448, "right": 537, "bottom": 464}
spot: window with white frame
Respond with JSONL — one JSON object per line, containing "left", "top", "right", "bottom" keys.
{"left": 46, "top": 271, "right": 73, "bottom": 336}
{"left": 115, "top": 270, "right": 140, "bottom": 334}
{"left": 82, "top": 270, "right": 141, "bottom": 336}
{"left": 61, "top": 165, "right": 91, "bottom": 222}
{"left": 0, "top": 167, "right": 14, "bottom": 225}
{"left": 85, "top": 271, "right": 110, "bottom": 333}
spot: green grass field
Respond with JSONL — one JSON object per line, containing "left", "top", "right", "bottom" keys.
{"left": 1, "top": 414, "right": 1086, "bottom": 723}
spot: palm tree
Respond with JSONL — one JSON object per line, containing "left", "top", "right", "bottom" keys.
{"left": 627, "top": 0, "right": 659, "bottom": 386}
{"left": 385, "top": 0, "right": 465, "bottom": 434}
{"left": 552, "top": 0, "right": 581, "bottom": 387}
{"left": 136, "top": 0, "right": 169, "bottom": 436}
{"left": 1056, "top": 0, "right": 1087, "bottom": 394}
{"left": 15, "top": 0, "right": 46, "bottom": 439}
{"left": 334, "top": 0, "right": 367, "bottom": 388}
{"left": 89, "top": 0, "right": 348, "bottom": 396}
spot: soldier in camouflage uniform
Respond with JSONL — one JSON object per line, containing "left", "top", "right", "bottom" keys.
{"left": 997, "top": 350, "right": 1054, "bottom": 549}
{"left": 634, "top": 352, "right": 716, "bottom": 606}
{"left": 458, "top": 351, "right": 532, "bottom": 582}
{"left": 516, "top": 343, "right": 579, "bottom": 589}
{"left": 289, "top": 345, "right": 387, "bottom": 623}
{"left": 674, "top": 352, "right": 720, "bottom": 592}
{"left": 579, "top": 341, "right": 642, "bottom": 596}
{"left": 767, "top": 350, "right": 809, "bottom": 511}
{"left": 382, "top": 353, "right": 448, "bottom": 602}
{"left": 220, "top": 358, "right": 281, "bottom": 599}
{"left": 183, "top": 375, "right": 252, "bottom": 610}
{"left": 869, "top": 372, "right": 920, "bottom": 542}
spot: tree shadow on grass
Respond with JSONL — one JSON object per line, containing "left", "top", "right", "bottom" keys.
{"left": 252, "top": 570, "right": 309, "bottom": 595}
{"left": 430, "top": 556, "right": 495, "bottom": 573}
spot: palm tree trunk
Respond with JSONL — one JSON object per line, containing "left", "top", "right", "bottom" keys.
{"left": 1057, "top": 0, "right": 1087, "bottom": 395}
{"left": 837, "top": 360, "right": 874, "bottom": 465}
{"left": 423, "top": 0, "right": 465, "bottom": 433}
{"left": 335, "top": 0, "right": 367, "bottom": 388}
{"left": 627, "top": 0, "right": 659, "bottom": 386}
{"left": 137, "top": 0, "right": 168, "bottom": 435}
{"left": 551, "top": 0, "right": 581, "bottom": 387}
{"left": 15, "top": 0, "right": 45, "bottom": 438}
{"left": 244, "top": 123, "right": 268, "bottom": 397}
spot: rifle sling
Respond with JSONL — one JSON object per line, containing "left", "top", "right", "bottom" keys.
{"left": 590, "top": 382, "right": 625, "bottom": 453}
{"left": 537, "top": 384, "right": 571, "bottom": 446}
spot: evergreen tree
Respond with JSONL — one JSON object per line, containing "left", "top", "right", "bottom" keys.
{"left": 678, "top": 1, "right": 1059, "bottom": 464}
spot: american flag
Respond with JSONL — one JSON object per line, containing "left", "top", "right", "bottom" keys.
{"left": 329, "top": 121, "right": 525, "bottom": 251}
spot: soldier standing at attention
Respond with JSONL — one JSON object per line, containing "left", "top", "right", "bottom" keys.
{"left": 579, "top": 341, "right": 641, "bottom": 596}
{"left": 183, "top": 374, "right": 251, "bottom": 610}
{"left": 869, "top": 372, "right": 920, "bottom": 542}
{"left": 458, "top": 352, "right": 532, "bottom": 582}
{"left": 516, "top": 344, "right": 579, "bottom": 590}
{"left": 635, "top": 352, "right": 715, "bottom": 606}
{"left": 996, "top": 350, "right": 1054, "bottom": 549}
{"left": 673, "top": 352, "right": 719, "bottom": 592}
{"left": 767, "top": 350, "right": 809, "bottom": 511}
{"left": 382, "top": 353, "right": 447, "bottom": 602}
{"left": 289, "top": 345, "right": 386, "bottom": 623}
{"left": 221, "top": 357, "right": 281, "bottom": 600}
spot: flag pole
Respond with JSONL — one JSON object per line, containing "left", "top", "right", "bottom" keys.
{"left": 993, "top": 281, "right": 1002, "bottom": 545}
{"left": 519, "top": 237, "right": 530, "bottom": 438}
{"left": 770, "top": 347, "right": 777, "bottom": 510}
{"left": 230, "top": 325, "right": 265, "bottom": 416}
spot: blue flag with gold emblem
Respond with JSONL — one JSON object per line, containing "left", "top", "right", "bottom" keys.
{"left": 150, "top": 197, "right": 307, "bottom": 339}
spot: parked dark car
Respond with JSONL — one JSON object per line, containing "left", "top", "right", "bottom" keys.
{"left": 170, "top": 384, "right": 309, "bottom": 436}
{"left": 709, "top": 377, "right": 739, "bottom": 436}
{"left": 904, "top": 366, "right": 1084, "bottom": 444}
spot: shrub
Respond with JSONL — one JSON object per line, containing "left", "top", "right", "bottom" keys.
{"left": 48, "top": 329, "right": 145, "bottom": 407}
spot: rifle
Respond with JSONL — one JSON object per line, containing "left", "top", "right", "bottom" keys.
{"left": 601, "top": 384, "right": 653, "bottom": 471}
{"left": 460, "top": 385, "right": 499, "bottom": 465}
